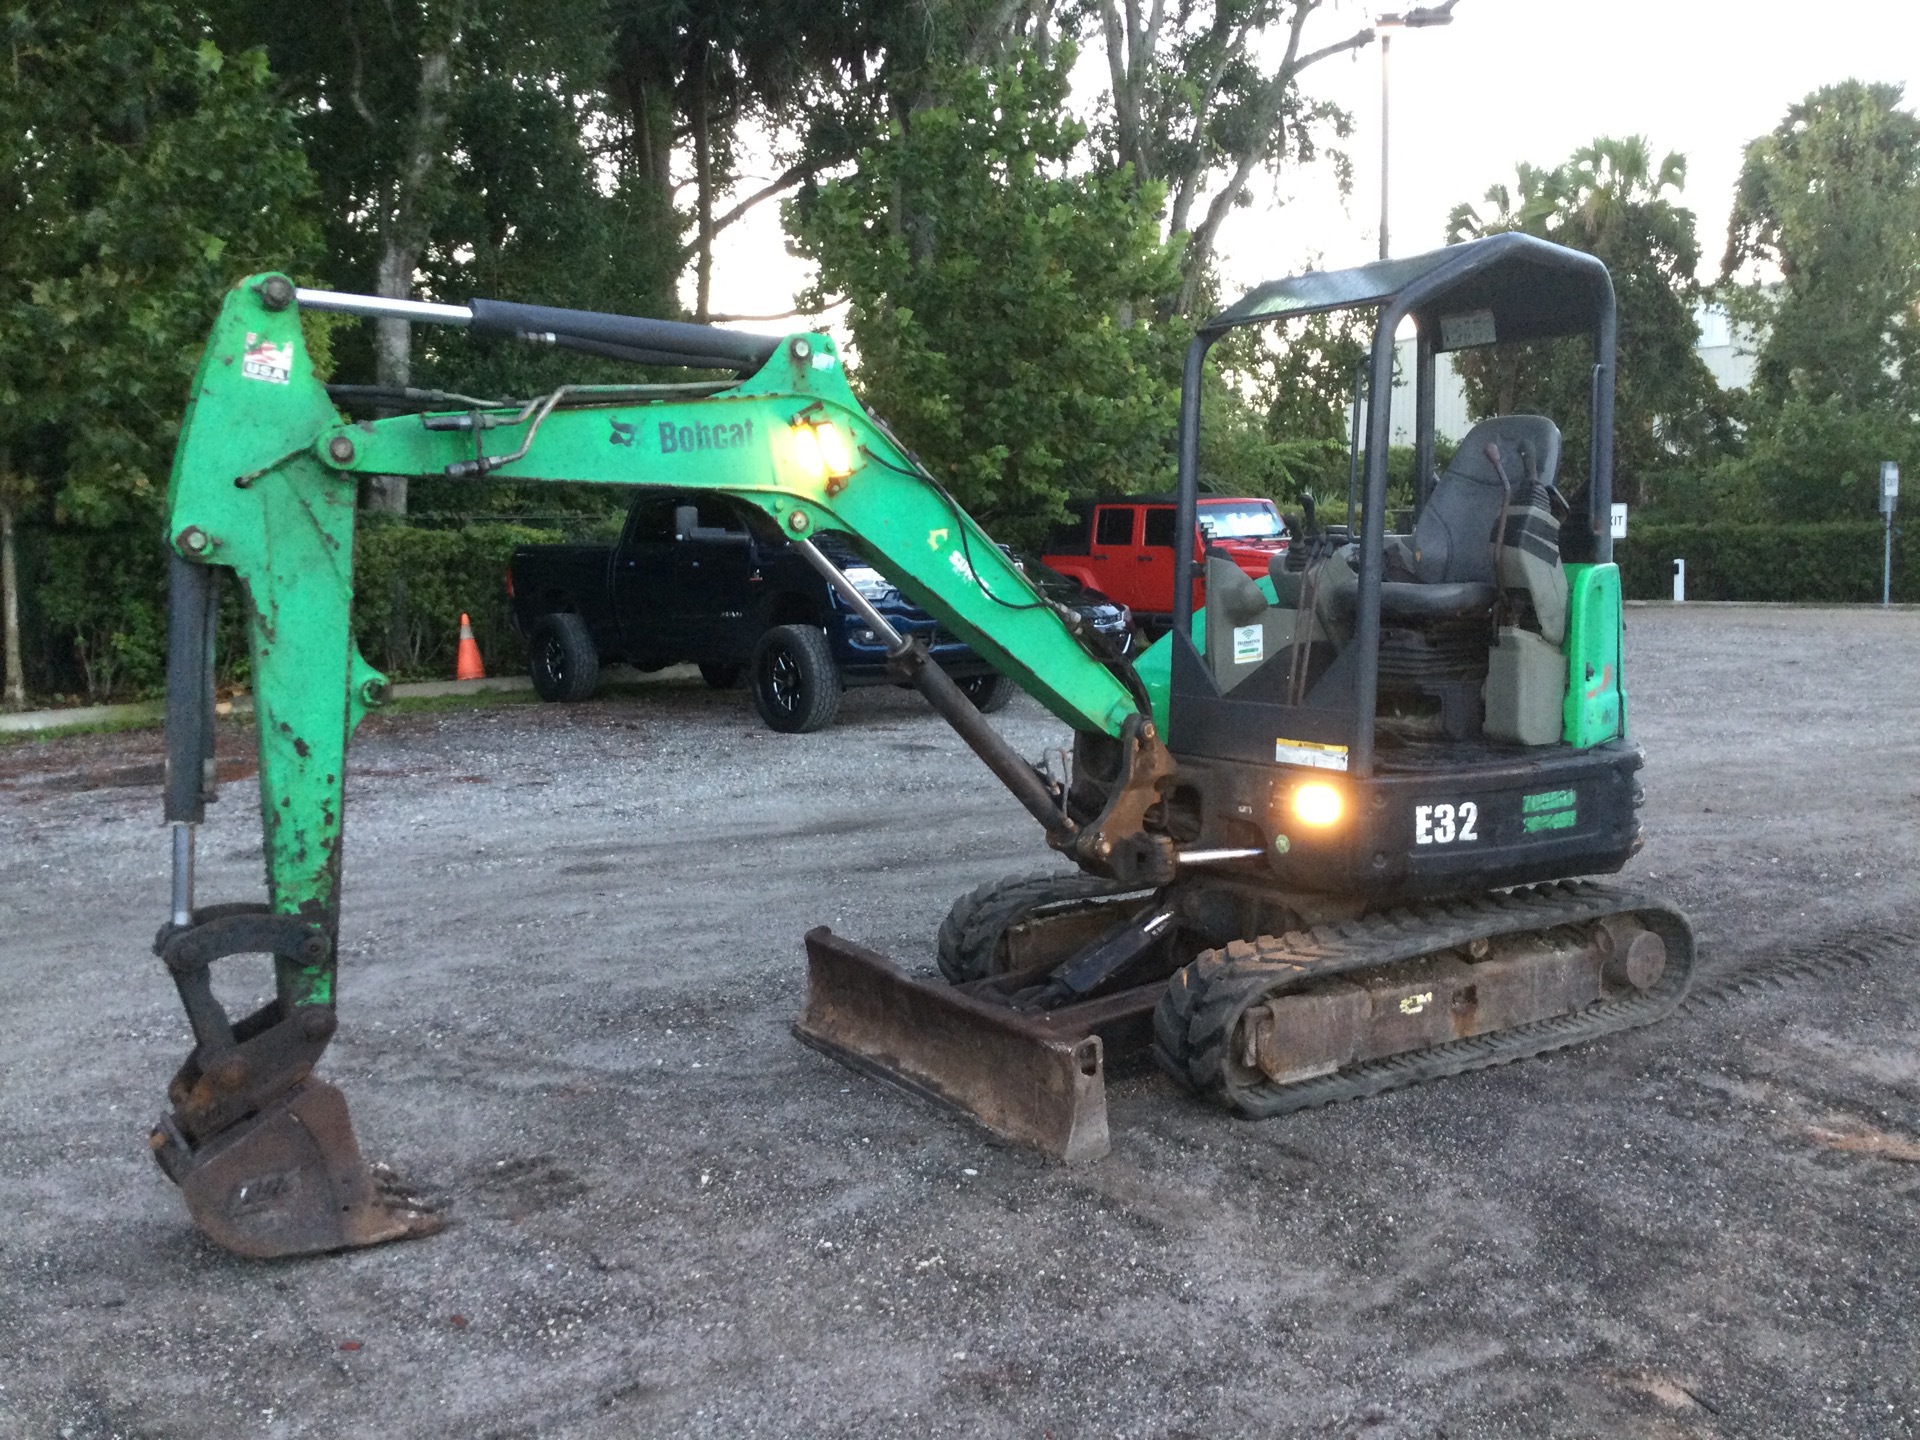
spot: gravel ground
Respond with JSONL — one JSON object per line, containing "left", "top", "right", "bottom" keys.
{"left": 2, "top": 603, "right": 1917, "bottom": 1440}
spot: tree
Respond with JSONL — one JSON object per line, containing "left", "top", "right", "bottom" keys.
{"left": 0, "top": 3, "right": 318, "bottom": 706}
{"left": 790, "top": 46, "right": 1185, "bottom": 545}
{"left": 1095, "top": 0, "right": 1372, "bottom": 316}
{"left": 1723, "top": 81, "right": 1920, "bottom": 416}
{"left": 1446, "top": 136, "right": 1725, "bottom": 508}
{"left": 208, "top": 0, "right": 641, "bottom": 512}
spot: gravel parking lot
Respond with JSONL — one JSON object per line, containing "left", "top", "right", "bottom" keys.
{"left": 2, "top": 603, "right": 1918, "bottom": 1439}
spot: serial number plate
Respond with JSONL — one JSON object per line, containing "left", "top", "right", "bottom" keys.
{"left": 1414, "top": 802, "right": 1479, "bottom": 845}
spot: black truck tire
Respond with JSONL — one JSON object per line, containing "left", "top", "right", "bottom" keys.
{"left": 750, "top": 624, "right": 841, "bottom": 733}
{"left": 699, "top": 662, "right": 743, "bottom": 690}
{"left": 528, "top": 613, "right": 600, "bottom": 702}
{"left": 956, "top": 672, "right": 1017, "bottom": 713}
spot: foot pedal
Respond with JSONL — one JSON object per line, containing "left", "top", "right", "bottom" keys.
{"left": 153, "top": 1079, "right": 442, "bottom": 1259}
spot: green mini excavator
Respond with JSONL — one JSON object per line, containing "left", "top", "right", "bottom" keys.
{"left": 154, "top": 232, "right": 1692, "bottom": 1258}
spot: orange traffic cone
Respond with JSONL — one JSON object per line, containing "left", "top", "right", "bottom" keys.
{"left": 455, "top": 613, "right": 486, "bottom": 681}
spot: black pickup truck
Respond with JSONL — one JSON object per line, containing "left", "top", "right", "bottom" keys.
{"left": 507, "top": 490, "right": 1014, "bottom": 732}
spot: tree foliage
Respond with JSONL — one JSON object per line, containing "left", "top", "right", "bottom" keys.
{"left": 1723, "top": 80, "right": 1920, "bottom": 415}
{"left": 1446, "top": 136, "right": 1725, "bottom": 508}
{"left": 0, "top": 2, "right": 319, "bottom": 525}
{"left": 790, "top": 48, "right": 1184, "bottom": 546}
{"left": 1094, "top": 0, "right": 1370, "bottom": 316}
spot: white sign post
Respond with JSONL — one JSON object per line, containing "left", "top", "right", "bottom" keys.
{"left": 1882, "top": 461, "right": 1900, "bottom": 607}
{"left": 1610, "top": 503, "right": 1628, "bottom": 541}
{"left": 1672, "top": 557, "right": 1685, "bottom": 604}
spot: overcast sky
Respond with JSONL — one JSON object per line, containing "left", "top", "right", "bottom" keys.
{"left": 703, "top": 0, "right": 1920, "bottom": 331}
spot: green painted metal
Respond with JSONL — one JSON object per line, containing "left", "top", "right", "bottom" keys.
{"left": 1131, "top": 576, "right": 1278, "bottom": 737}
{"left": 1561, "top": 562, "right": 1625, "bottom": 747}
{"left": 165, "top": 274, "right": 1139, "bottom": 969}
{"left": 166, "top": 278, "right": 388, "bottom": 1006}
{"left": 312, "top": 317, "right": 1136, "bottom": 740}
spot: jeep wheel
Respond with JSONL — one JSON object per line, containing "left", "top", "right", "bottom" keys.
{"left": 749, "top": 624, "right": 841, "bottom": 733}
{"left": 528, "top": 613, "right": 600, "bottom": 702}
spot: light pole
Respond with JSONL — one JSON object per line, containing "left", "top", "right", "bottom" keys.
{"left": 1375, "top": 2, "right": 1458, "bottom": 261}
{"left": 1882, "top": 461, "right": 1900, "bottom": 606}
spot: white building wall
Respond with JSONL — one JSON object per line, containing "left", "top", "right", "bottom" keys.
{"left": 1692, "top": 302, "right": 1759, "bottom": 392}
{"left": 1359, "top": 305, "right": 1757, "bottom": 448}
{"left": 1388, "top": 337, "right": 1470, "bottom": 444}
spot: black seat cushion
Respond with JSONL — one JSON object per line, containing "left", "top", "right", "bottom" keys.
{"left": 1411, "top": 415, "right": 1562, "bottom": 585}
{"left": 1378, "top": 579, "right": 1500, "bottom": 621}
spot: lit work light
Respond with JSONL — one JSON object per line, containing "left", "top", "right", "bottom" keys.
{"left": 1292, "top": 782, "right": 1344, "bottom": 827}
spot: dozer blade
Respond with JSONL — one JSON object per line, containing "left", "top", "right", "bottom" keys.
{"left": 794, "top": 928, "right": 1110, "bottom": 1164}
{"left": 155, "top": 1079, "right": 441, "bottom": 1260}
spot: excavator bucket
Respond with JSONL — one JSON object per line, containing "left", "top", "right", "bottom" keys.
{"left": 154, "top": 1080, "right": 441, "bottom": 1260}
{"left": 794, "top": 928, "right": 1111, "bottom": 1164}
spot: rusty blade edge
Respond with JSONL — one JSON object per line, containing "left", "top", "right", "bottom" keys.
{"left": 794, "top": 927, "right": 1111, "bottom": 1165}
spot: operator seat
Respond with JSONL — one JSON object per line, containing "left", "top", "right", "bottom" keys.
{"left": 1379, "top": 414, "right": 1561, "bottom": 620}
{"left": 1270, "top": 416, "right": 1561, "bottom": 627}
{"left": 1265, "top": 416, "right": 1564, "bottom": 738}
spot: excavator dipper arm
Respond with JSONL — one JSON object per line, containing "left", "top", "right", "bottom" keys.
{"left": 156, "top": 274, "right": 1165, "bottom": 1255}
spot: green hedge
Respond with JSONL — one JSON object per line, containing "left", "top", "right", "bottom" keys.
{"left": 352, "top": 519, "right": 560, "bottom": 681}
{"left": 1615, "top": 522, "right": 1916, "bottom": 603}
{"left": 10, "top": 519, "right": 560, "bottom": 704}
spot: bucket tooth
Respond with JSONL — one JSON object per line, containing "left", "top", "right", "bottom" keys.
{"left": 794, "top": 927, "right": 1110, "bottom": 1164}
{"left": 154, "top": 1080, "right": 441, "bottom": 1259}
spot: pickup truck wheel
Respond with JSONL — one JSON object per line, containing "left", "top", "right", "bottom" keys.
{"left": 528, "top": 613, "right": 600, "bottom": 702}
{"left": 956, "top": 673, "right": 1017, "bottom": 713}
{"left": 699, "top": 662, "right": 743, "bottom": 690}
{"left": 750, "top": 624, "right": 841, "bottom": 733}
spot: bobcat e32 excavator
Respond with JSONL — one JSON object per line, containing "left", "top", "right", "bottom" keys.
{"left": 154, "top": 231, "right": 1692, "bottom": 1258}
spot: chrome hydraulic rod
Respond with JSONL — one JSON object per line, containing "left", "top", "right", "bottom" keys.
{"left": 170, "top": 824, "right": 195, "bottom": 929}
{"left": 294, "top": 288, "right": 473, "bottom": 326}
{"left": 1176, "top": 847, "right": 1266, "bottom": 865}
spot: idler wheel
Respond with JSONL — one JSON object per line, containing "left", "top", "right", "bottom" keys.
{"left": 1596, "top": 916, "right": 1667, "bottom": 992}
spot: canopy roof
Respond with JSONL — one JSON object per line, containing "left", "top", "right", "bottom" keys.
{"left": 1206, "top": 232, "right": 1612, "bottom": 351}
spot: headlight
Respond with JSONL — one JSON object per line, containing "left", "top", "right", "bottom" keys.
{"left": 842, "top": 565, "right": 894, "bottom": 601}
{"left": 813, "top": 420, "right": 854, "bottom": 477}
{"left": 1291, "top": 782, "right": 1343, "bottom": 827}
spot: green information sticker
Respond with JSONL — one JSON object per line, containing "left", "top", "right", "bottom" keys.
{"left": 1522, "top": 788, "right": 1578, "bottom": 834}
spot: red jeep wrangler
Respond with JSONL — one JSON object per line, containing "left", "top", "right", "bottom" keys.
{"left": 1040, "top": 494, "right": 1290, "bottom": 635}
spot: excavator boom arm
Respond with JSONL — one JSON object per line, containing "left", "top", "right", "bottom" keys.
{"left": 153, "top": 274, "right": 1152, "bottom": 1255}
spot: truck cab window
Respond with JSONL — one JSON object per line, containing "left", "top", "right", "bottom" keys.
{"left": 1095, "top": 507, "right": 1134, "bottom": 546}
{"left": 1142, "top": 507, "right": 1176, "bottom": 548}
{"left": 674, "top": 497, "right": 752, "bottom": 542}
{"left": 627, "top": 496, "right": 677, "bottom": 544}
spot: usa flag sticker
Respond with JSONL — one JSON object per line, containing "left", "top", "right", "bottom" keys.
{"left": 241, "top": 333, "right": 294, "bottom": 384}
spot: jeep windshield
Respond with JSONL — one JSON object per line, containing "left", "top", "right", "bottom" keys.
{"left": 1197, "top": 500, "right": 1284, "bottom": 540}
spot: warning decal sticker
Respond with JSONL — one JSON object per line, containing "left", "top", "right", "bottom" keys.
{"left": 1275, "top": 738, "right": 1348, "bottom": 771}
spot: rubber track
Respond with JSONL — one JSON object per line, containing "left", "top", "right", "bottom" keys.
{"left": 935, "top": 870, "right": 1142, "bottom": 983}
{"left": 1153, "top": 880, "right": 1696, "bottom": 1119}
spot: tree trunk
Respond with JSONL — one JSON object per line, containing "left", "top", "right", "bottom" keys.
{"left": 692, "top": 47, "right": 714, "bottom": 324}
{"left": 1155, "top": 7, "right": 1374, "bottom": 317}
{"left": 1, "top": 493, "right": 24, "bottom": 712}
{"left": 367, "top": 41, "right": 457, "bottom": 515}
